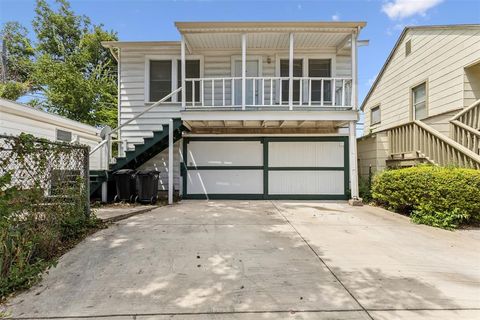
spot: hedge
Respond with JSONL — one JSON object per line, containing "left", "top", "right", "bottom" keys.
{"left": 371, "top": 166, "right": 480, "bottom": 229}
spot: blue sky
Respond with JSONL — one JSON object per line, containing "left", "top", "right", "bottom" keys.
{"left": 1, "top": 0, "right": 479, "bottom": 130}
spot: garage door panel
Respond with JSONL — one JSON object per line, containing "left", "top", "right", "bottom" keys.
{"left": 269, "top": 141, "right": 344, "bottom": 167}
{"left": 268, "top": 171, "right": 345, "bottom": 195}
{"left": 187, "top": 141, "right": 263, "bottom": 167}
{"left": 187, "top": 170, "right": 263, "bottom": 194}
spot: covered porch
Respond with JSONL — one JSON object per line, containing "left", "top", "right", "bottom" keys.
{"left": 176, "top": 21, "right": 364, "bottom": 110}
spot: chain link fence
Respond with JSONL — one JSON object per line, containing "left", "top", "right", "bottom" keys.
{"left": 0, "top": 134, "right": 89, "bottom": 213}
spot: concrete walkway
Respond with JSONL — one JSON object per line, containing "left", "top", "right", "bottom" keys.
{"left": 2, "top": 201, "right": 479, "bottom": 319}
{"left": 95, "top": 205, "right": 158, "bottom": 222}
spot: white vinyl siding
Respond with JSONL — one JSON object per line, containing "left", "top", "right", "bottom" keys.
{"left": 364, "top": 27, "right": 480, "bottom": 133}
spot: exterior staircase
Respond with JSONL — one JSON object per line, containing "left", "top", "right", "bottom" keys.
{"left": 386, "top": 99, "right": 480, "bottom": 169}
{"left": 89, "top": 119, "right": 184, "bottom": 196}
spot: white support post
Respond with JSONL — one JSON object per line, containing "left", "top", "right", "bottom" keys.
{"left": 351, "top": 32, "right": 357, "bottom": 110}
{"left": 348, "top": 120, "right": 360, "bottom": 201}
{"left": 181, "top": 35, "right": 186, "bottom": 110}
{"left": 241, "top": 33, "right": 247, "bottom": 110}
{"left": 168, "top": 119, "right": 174, "bottom": 205}
{"left": 288, "top": 33, "right": 294, "bottom": 110}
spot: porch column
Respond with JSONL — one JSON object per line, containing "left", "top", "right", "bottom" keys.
{"left": 241, "top": 33, "right": 247, "bottom": 110}
{"left": 351, "top": 31, "right": 357, "bottom": 110}
{"left": 181, "top": 35, "right": 186, "bottom": 109}
{"left": 168, "top": 119, "right": 174, "bottom": 205}
{"left": 348, "top": 120, "right": 360, "bottom": 201}
{"left": 288, "top": 33, "right": 294, "bottom": 110}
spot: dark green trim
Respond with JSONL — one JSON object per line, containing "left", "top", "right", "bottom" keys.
{"left": 183, "top": 194, "right": 264, "bottom": 200}
{"left": 186, "top": 137, "right": 263, "bottom": 142}
{"left": 186, "top": 166, "right": 263, "bottom": 170}
{"left": 268, "top": 167, "right": 344, "bottom": 171}
{"left": 182, "top": 135, "right": 350, "bottom": 200}
{"left": 263, "top": 138, "right": 268, "bottom": 199}
{"left": 267, "top": 194, "right": 349, "bottom": 200}
{"left": 182, "top": 138, "right": 188, "bottom": 197}
{"left": 264, "top": 136, "right": 348, "bottom": 142}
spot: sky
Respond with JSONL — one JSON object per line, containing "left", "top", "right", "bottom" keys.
{"left": 1, "top": 0, "right": 479, "bottom": 132}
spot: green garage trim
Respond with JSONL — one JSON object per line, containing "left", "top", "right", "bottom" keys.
{"left": 182, "top": 136, "right": 350, "bottom": 200}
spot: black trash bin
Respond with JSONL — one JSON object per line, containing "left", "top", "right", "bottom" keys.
{"left": 112, "top": 169, "right": 136, "bottom": 202}
{"left": 135, "top": 170, "right": 159, "bottom": 204}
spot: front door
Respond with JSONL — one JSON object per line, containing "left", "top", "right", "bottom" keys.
{"left": 234, "top": 60, "right": 260, "bottom": 105}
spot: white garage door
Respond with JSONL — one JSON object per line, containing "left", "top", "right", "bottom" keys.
{"left": 183, "top": 137, "right": 348, "bottom": 199}
{"left": 184, "top": 140, "right": 264, "bottom": 197}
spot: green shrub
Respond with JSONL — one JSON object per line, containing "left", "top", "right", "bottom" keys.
{"left": 371, "top": 166, "right": 480, "bottom": 229}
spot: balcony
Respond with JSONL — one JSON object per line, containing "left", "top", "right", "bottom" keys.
{"left": 183, "top": 76, "right": 353, "bottom": 109}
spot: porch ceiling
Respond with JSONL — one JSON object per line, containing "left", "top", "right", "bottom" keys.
{"left": 176, "top": 21, "right": 365, "bottom": 51}
{"left": 183, "top": 32, "right": 351, "bottom": 50}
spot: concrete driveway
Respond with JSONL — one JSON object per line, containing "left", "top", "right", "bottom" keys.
{"left": 3, "top": 201, "right": 480, "bottom": 319}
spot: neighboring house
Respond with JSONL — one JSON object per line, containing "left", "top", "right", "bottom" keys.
{"left": 0, "top": 98, "right": 103, "bottom": 169}
{"left": 358, "top": 25, "right": 480, "bottom": 178}
{"left": 93, "top": 21, "right": 366, "bottom": 203}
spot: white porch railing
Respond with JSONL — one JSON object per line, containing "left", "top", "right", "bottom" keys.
{"left": 184, "top": 77, "right": 352, "bottom": 108}
{"left": 450, "top": 99, "right": 480, "bottom": 156}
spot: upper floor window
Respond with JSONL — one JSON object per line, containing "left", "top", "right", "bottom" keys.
{"left": 412, "top": 82, "right": 427, "bottom": 120}
{"left": 56, "top": 129, "right": 72, "bottom": 142}
{"left": 149, "top": 59, "right": 201, "bottom": 103}
{"left": 371, "top": 105, "right": 381, "bottom": 125}
{"left": 280, "top": 59, "right": 303, "bottom": 102}
{"left": 177, "top": 60, "right": 200, "bottom": 102}
{"left": 150, "top": 60, "right": 172, "bottom": 102}
{"left": 405, "top": 39, "right": 412, "bottom": 56}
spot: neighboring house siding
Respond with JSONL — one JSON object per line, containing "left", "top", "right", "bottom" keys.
{"left": 0, "top": 101, "right": 101, "bottom": 169}
{"left": 364, "top": 27, "right": 480, "bottom": 135}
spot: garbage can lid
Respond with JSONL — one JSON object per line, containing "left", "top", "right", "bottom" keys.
{"left": 113, "top": 169, "right": 136, "bottom": 175}
{"left": 136, "top": 169, "right": 159, "bottom": 176}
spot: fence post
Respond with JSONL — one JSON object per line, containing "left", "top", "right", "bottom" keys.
{"left": 84, "top": 146, "right": 90, "bottom": 216}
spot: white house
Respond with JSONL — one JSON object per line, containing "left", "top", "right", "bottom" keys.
{"left": 0, "top": 98, "right": 103, "bottom": 169}
{"left": 93, "top": 21, "right": 366, "bottom": 204}
{"left": 358, "top": 25, "right": 480, "bottom": 177}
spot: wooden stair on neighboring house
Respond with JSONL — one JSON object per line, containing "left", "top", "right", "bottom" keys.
{"left": 385, "top": 100, "right": 480, "bottom": 170}
{"left": 89, "top": 119, "right": 184, "bottom": 196}
{"left": 386, "top": 151, "right": 433, "bottom": 168}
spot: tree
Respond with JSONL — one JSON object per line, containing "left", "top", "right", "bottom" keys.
{"left": 0, "top": 22, "right": 35, "bottom": 100}
{"left": 31, "top": 0, "right": 118, "bottom": 128}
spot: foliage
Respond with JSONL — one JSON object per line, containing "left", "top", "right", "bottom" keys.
{"left": 1, "top": 0, "right": 118, "bottom": 128}
{"left": 371, "top": 165, "right": 480, "bottom": 229}
{"left": 0, "top": 22, "right": 35, "bottom": 100}
{"left": 0, "top": 133, "right": 99, "bottom": 300}
{"left": 358, "top": 176, "right": 373, "bottom": 203}
{"left": 0, "top": 81, "right": 31, "bottom": 101}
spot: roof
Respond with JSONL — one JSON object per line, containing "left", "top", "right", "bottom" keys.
{"left": 361, "top": 24, "right": 480, "bottom": 111}
{"left": 0, "top": 98, "right": 101, "bottom": 136}
{"left": 175, "top": 21, "right": 366, "bottom": 33}
{"left": 102, "top": 41, "right": 180, "bottom": 48}
{"left": 102, "top": 21, "right": 367, "bottom": 48}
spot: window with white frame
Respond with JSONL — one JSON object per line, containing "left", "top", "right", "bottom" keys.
{"left": 371, "top": 105, "right": 381, "bottom": 125}
{"left": 149, "top": 60, "right": 172, "bottom": 102}
{"left": 149, "top": 59, "right": 201, "bottom": 103}
{"left": 412, "top": 82, "right": 427, "bottom": 120}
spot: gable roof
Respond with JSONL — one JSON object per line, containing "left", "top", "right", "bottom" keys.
{"left": 360, "top": 24, "right": 480, "bottom": 111}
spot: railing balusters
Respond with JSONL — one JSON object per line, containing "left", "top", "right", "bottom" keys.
{"left": 222, "top": 79, "right": 225, "bottom": 107}
{"left": 320, "top": 79, "right": 324, "bottom": 107}
{"left": 270, "top": 79, "right": 273, "bottom": 106}
{"left": 341, "top": 79, "right": 345, "bottom": 107}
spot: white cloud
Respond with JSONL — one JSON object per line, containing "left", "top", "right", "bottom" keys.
{"left": 332, "top": 14, "right": 340, "bottom": 21}
{"left": 382, "top": 0, "right": 443, "bottom": 20}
